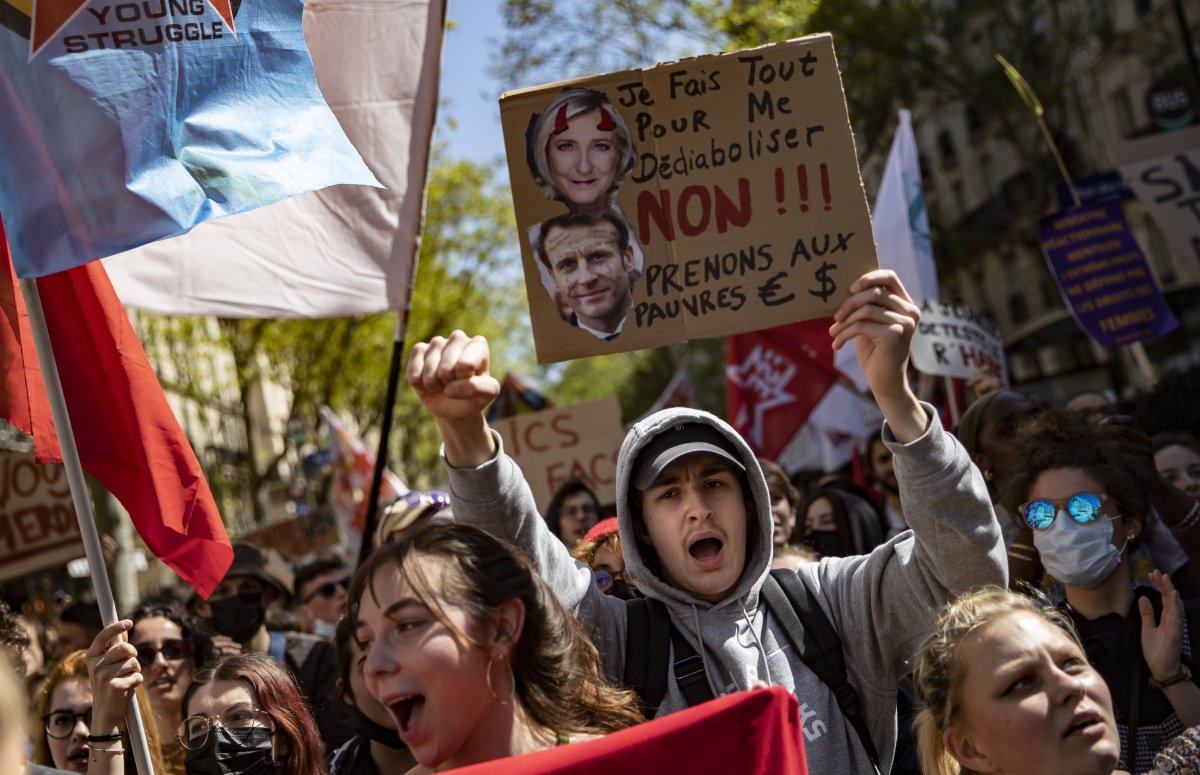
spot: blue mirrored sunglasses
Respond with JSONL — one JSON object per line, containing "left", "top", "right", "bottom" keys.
{"left": 1019, "top": 492, "right": 1107, "bottom": 530}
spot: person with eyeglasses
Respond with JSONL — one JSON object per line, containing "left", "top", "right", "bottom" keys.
{"left": 31, "top": 642, "right": 165, "bottom": 774}
{"left": 999, "top": 405, "right": 1200, "bottom": 773}
{"left": 293, "top": 558, "right": 350, "bottom": 639}
{"left": 544, "top": 480, "right": 601, "bottom": 548}
{"left": 126, "top": 605, "right": 213, "bottom": 775}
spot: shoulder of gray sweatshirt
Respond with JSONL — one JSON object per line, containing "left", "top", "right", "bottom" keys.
{"left": 443, "top": 403, "right": 1006, "bottom": 774}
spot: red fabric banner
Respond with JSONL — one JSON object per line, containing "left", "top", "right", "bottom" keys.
{"left": 0, "top": 218, "right": 232, "bottom": 598}
{"left": 727, "top": 320, "right": 844, "bottom": 460}
{"left": 454, "top": 687, "right": 807, "bottom": 774}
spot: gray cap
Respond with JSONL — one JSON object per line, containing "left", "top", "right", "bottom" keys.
{"left": 632, "top": 423, "right": 746, "bottom": 491}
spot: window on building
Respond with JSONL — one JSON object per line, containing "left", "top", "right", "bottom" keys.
{"left": 965, "top": 103, "right": 985, "bottom": 141}
{"left": 1144, "top": 215, "right": 1177, "bottom": 284}
{"left": 1133, "top": 0, "right": 1152, "bottom": 17}
{"left": 1113, "top": 87, "right": 1138, "bottom": 139}
{"left": 1008, "top": 292, "right": 1030, "bottom": 326}
{"left": 937, "top": 128, "right": 958, "bottom": 167}
{"left": 1040, "top": 280, "right": 1060, "bottom": 309}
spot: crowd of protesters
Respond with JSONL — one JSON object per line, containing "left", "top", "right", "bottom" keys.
{"left": 3, "top": 271, "right": 1200, "bottom": 774}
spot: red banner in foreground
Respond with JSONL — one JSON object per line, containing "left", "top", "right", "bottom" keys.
{"left": 455, "top": 686, "right": 807, "bottom": 774}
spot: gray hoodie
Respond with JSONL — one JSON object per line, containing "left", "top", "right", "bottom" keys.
{"left": 444, "top": 404, "right": 1005, "bottom": 773}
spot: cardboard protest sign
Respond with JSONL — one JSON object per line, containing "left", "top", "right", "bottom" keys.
{"left": 0, "top": 453, "right": 83, "bottom": 582}
{"left": 910, "top": 300, "right": 1007, "bottom": 384}
{"left": 500, "top": 34, "right": 878, "bottom": 363}
{"left": 238, "top": 509, "right": 341, "bottom": 562}
{"left": 488, "top": 397, "right": 624, "bottom": 512}
{"left": 1039, "top": 199, "right": 1180, "bottom": 347}
{"left": 1115, "top": 126, "right": 1200, "bottom": 283}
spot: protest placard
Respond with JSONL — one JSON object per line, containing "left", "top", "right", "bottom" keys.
{"left": 238, "top": 509, "right": 341, "bottom": 562}
{"left": 0, "top": 453, "right": 83, "bottom": 582}
{"left": 1039, "top": 199, "right": 1180, "bottom": 347}
{"left": 488, "top": 397, "right": 624, "bottom": 512}
{"left": 1115, "top": 126, "right": 1200, "bottom": 283}
{"left": 910, "top": 300, "right": 1008, "bottom": 383}
{"left": 500, "top": 34, "right": 878, "bottom": 363}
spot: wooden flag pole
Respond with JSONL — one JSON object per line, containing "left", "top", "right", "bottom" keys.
{"left": 18, "top": 278, "right": 155, "bottom": 775}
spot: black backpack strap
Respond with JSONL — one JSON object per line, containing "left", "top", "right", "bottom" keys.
{"left": 670, "top": 625, "right": 716, "bottom": 707}
{"left": 765, "top": 569, "right": 882, "bottom": 772}
{"left": 623, "top": 597, "right": 672, "bottom": 717}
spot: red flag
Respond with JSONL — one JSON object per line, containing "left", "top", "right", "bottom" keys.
{"left": 453, "top": 686, "right": 806, "bottom": 774}
{"left": 727, "top": 320, "right": 846, "bottom": 460}
{"left": 0, "top": 218, "right": 232, "bottom": 598}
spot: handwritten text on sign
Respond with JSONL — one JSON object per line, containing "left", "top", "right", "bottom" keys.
{"left": 488, "top": 397, "right": 625, "bottom": 513}
{"left": 0, "top": 453, "right": 83, "bottom": 583}
{"left": 1039, "top": 199, "right": 1179, "bottom": 347}
{"left": 910, "top": 300, "right": 1008, "bottom": 383}
{"left": 501, "top": 34, "right": 878, "bottom": 363}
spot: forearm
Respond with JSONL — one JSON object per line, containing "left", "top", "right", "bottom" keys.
{"left": 86, "top": 745, "right": 126, "bottom": 775}
{"left": 436, "top": 414, "right": 497, "bottom": 469}
{"left": 1007, "top": 529, "right": 1045, "bottom": 592}
{"left": 876, "top": 387, "right": 927, "bottom": 445}
{"left": 1162, "top": 681, "right": 1200, "bottom": 728}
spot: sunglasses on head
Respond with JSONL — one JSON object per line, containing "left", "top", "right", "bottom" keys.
{"left": 1019, "top": 492, "right": 1109, "bottom": 531}
{"left": 134, "top": 638, "right": 190, "bottom": 667}
{"left": 303, "top": 576, "right": 350, "bottom": 603}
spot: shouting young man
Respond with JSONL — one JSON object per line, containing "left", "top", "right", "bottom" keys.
{"left": 407, "top": 270, "right": 1005, "bottom": 772}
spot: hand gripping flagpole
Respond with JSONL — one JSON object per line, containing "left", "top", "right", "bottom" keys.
{"left": 18, "top": 278, "right": 155, "bottom": 775}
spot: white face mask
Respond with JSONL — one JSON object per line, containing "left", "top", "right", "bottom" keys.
{"left": 1033, "top": 510, "right": 1125, "bottom": 588}
{"left": 312, "top": 617, "right": 338, "bottom": 638}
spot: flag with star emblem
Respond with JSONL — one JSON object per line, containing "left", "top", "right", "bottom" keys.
{"left": 0, "top": 0, "right": 378, "bottom": 279}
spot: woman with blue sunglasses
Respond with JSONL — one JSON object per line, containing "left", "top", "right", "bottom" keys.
{"left": 1002, "top": 406, "right": 1200, "bottom": 774}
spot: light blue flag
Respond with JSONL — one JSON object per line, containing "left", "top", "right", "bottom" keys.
{"left": 0, "top": 0, "right": 379, "bottom": 278}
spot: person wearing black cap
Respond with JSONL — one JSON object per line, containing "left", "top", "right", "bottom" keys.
{"left": 408, "top": 270, "right": 1006, "bottom": 773}
{"left": 192, "top": 541, "right": 354, "bottom": 751}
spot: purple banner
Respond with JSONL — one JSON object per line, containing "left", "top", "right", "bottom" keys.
{"left": 1039, "top": 198, "right": 1179, "bottom": 347}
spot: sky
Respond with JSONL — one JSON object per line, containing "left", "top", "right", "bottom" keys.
{"left": 437, "top": 0, "right": 509, "bottom": 165}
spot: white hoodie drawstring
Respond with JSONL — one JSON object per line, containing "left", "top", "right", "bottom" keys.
{"left": 690, "top": 604, "right": 721, "bottom": 697}
{"left": 741, "top": 600, "right": 772, "bottom": 687}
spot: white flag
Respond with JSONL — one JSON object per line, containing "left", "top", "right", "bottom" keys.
{"left": 103, "top": 0, "right": 447, "bottom": 318}
{"left": 837, "top": 107, "right": 938, "bottom": 390}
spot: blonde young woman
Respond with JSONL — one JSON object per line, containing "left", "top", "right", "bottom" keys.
{"left": 912, "top": 588, "right": 1200, "bottom": 775}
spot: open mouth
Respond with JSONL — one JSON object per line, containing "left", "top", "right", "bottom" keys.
{"left": 1064, "top": 711, "right": 1101, "bottom": 737}
{"left": 689, "top": 536, "right": 724, "bottom": 561}
{"left": 387, "top": 695, "right": 425, "bottom": 734}
{"left": 68, "top": 747, "right": 89, "bottom": 768}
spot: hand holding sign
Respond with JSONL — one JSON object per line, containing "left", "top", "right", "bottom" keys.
{"left": 829, "top": 270, "right": 925, "bottom": 442}
{"left": 408, "top": 331, "right": 501, "bottom": 468}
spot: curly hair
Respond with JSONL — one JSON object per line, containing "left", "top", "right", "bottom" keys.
{"left": 527, "top": 88, "right": 636, "bottom": 204}
{"left": 183, "top": 652, "right": 326, "bottom": 775}
{"left": 127, "top": 603, "right": 215, "bottom": 671}
{"left": 34, "top": 650, "right": 165, "bottom": 773}
{"left": 999, "top": 404, "right": 1151, "bottom": 531}
{"left": 912, "top": 587, "right": 1083, "bottom": 775}
{"left": 350, "top": 523, "right": 643, "bottom": 736}
{"left": 0, "top": 600, "right": 30, "bottom": 677}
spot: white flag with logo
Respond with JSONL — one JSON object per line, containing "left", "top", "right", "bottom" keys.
{"left": 103, "top": 0, "right": 446, "bottom": 317}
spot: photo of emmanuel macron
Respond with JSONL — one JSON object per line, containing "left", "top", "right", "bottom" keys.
{"left": 535, "top": 211, "right": 636, "bottom": 341}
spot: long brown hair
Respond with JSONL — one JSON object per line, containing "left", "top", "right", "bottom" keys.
{"left": 34, "top": 650, "right": 165, "bottom": 773}
{"left": 183, "top": 653, "right": 326, "bottom": 775}
{"left": 350, "top": 522, "right": 643, "bottom": 735}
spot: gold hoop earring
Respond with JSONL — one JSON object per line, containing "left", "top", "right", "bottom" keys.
{"left": 486, "top": 653, "right": 515, "bottom": 704}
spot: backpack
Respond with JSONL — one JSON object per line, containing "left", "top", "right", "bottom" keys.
{"left": 623, "top": 568, "right": 882, "bottom": 772}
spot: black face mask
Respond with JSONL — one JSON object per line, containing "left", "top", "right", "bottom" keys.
{"left": 610, "top": 578, "right": 639, "bottom": 601}
{"left": 357, "top": 711, "right": 406, "bottom": 750}
{"left": 185, "top": 726, "right": 277, "bottom": 775}
{"left": 806, "top": 530, "right": 845, "bottom": 558}
{"left": 208, "top": 590, "right": 265, "bottom": 643}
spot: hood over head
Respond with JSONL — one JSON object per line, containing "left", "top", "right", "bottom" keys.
{"left": 616, "top": 407, "right": 774, "bottom": 609}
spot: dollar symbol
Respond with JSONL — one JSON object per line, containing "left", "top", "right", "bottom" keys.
{"left": 809, "top": 262, "right": 836, "bottom": 301}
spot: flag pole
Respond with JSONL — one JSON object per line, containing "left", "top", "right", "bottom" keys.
{"left": 358, "top": 309, "right": 408, "bottom": 568}
{"left": 18, "top": 278, "right": 155, "bottom": 775}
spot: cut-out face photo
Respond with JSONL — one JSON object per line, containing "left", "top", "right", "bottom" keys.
{"left": 536, "top": 212, "right": 636, "bottom": 340}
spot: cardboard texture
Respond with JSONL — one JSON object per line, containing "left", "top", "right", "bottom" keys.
{"left": 0, "top": 453, "right": 83, "bottom": 583}
{"left": 488, "top": 396, "right": 624, "bottom": 513}
{"left": 500, "top": 34, "right": 878, "bottom": 363}
{"left": 1114, "top": 126, "right": 1200, "bottom": 283}
{"left": 237, "top": 509, "right": 341, "bottom": 561}
{"left": 910, "top": 299, "right": 1007, "bottom": 383}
